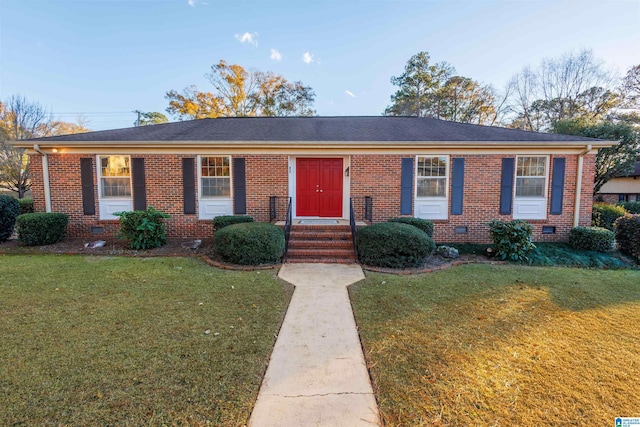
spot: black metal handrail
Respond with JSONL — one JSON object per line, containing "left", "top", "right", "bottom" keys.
{"left": 364, "top": 196, "right": 372, "bottom": 223}
{"left": 269, "top": 196, "right": 277, "bottom": 222}
{"left": 349, "top": 197, "right": 358, "bottom": 262}
{"left": 283, "top": 197, "right": 293, "bottom": 262}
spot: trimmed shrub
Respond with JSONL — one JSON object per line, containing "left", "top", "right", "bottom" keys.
{"left": 114, "top": 206, "right": 170, "bottom": 250}
{"left": 388, "top": 217, "right": 434, "bottom": 237}
{"left": 16, "top": 212, "right": 68, "bottom": 246}
{"left": 214, "top": 222, "right": 284, "bottom": 265}
{"left": 614, "top": 214, "right": 640, "bottom": 261}
{"left": 18, "top": 198, "right": 34, "bottom": 215}
{"left": 0, "top": 195, "right": 20, "bottom": 243}
{"left": 569, "top": 226, "right": 614, "bottom": 252}
{"left": 213, "top": 215, "right": 254, "bottom": 231}
{"left": 619, "top": 201, "right": 640, "bottom": 214}
{"left": 487, "top": 219, "right": 535, "bottom": 262}
{"left": 592, "top": 203, "right": 626, "bottom": 231}
{"left": 357, "top": 222, "right": 435, "bottom": 268}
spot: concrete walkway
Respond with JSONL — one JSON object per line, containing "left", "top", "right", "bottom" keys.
{"left": 248, "top": 263, "right": 380, "bottom": 427}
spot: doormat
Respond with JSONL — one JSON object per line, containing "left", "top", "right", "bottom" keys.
{"left": 298, "top": 219, "right": 339, "bottom": 225}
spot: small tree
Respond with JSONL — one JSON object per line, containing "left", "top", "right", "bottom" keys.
{"left": 551, "top": 118, "right": 639, "bottom": 193}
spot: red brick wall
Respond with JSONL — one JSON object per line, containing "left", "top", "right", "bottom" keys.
{"left": 29, "top": 153, "right": 290, "bottom": 239}
{"left": 351, "top": 153, "right": 595, "bottom": 243}
{"left": 29, "top": 152, "right": 596, "bottom": 243}
{"left": 243, "top": 155, "right": 289, "bottom": 222}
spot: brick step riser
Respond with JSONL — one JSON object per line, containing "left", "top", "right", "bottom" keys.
{"left": 287, "top": 249, "right": 355, "bottom": 258}
{"left": 289, "top": 241, "right": 354, "bottom": 249}
{"left": 285, "top": 225, "right": 356, "bottom": 264}
{"left": 289, "top": 232, "right": 352, "bottom": 241}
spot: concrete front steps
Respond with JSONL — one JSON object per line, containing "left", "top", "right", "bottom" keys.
{"left": 286, "top": 225, "right": 357, "bottom": 264}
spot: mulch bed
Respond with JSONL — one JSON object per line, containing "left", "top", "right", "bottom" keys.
{"left": 361, "top": 254, "right": 502, "bottom": 275}
{"left": 0, "top": 237, "right": 213, "bottom": 257}
{"left": 0, "top": 237, "right": 498, "bottom": 273}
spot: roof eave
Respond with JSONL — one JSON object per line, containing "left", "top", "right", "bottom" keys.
{"left": 14, "top": 139, "right": 615, "bottom": 154}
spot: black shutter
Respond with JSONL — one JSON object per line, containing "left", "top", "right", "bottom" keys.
{"left": 233, "top": 157, "right": 247, "bottom": 215}
{"left": 182, "top": 158, "right": 196, "bottom": 215}
{"left": 500, "top": 158, "right": 515, "bottom": 215}
{"left": 80, "top": 158, "right": 95, "bottom": 215}
{"left": 131, "top": 158, "right": 146, "bottom": 211}
{"left": 451, "top": 158, "right": 465, "bottom": 215}
{"left": 400, "top": 158, "right": 414, "bottom": 215}
{"left": 550, "top": 157, "right": 566, "bottom": 215}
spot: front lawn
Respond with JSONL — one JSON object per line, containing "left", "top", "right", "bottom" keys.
{"left": 350, "top": 264, "right": 640, "bottom": 426}
{"left": 0, "top": 255, "right": 292, "bottom": 426}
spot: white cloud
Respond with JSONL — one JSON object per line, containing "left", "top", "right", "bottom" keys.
{"left": 345, "top": 90, "right": 356, "bottom": 98}
{"left": 188, "top": 0, "right": 196, "bottom": 6}
{"left": 187, "top": 0, "right": 207, "bottom": 6}
{"left": 235, "top": 32, "right": 258, "bottom": 46}
{"left": 302, "top": 51, "right": 314, "bottom": 64}
{"left": 270, "top": 49, "right": 283, "bottom": 61}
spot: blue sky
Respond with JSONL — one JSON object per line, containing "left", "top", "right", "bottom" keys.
{"left": 1, "top": 0, "right": 638, "bottom": 131}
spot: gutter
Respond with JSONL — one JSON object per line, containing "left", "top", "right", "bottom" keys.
{"left": 573, "top": 144, "right": 592, "bottom": 227}
{"left": 33, "top": 144, "right": 52, "bottom": 213}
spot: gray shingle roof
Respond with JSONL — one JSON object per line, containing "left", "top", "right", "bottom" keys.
{"left": 28, "top": 116, "right": 602, "bottom": 143}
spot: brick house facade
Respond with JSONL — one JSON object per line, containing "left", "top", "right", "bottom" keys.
{"left": 19, "top": 117, "right": 610, "bottom": 244}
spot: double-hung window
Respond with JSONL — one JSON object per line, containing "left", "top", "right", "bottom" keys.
{"left": 415, "top": 155, "right": 448, "bottom": 220}
{"left": 198, "top": 156, "right": 233, "bottom": 219}
{"left": 513, "top": 156, "right": 548, "bottom": 219}
{"left": 97, "top": 155, "right": 133, "bottom": 219}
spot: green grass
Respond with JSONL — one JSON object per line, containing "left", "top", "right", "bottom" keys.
{"left": 350, "top": 264, "right": 640, "bottom": 426}
{"left": 0, "top": 255, "right": 292, "bottom": 426}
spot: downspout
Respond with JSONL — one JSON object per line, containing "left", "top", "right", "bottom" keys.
{"left": 573, "top": 144, "right": 592, "bottom": 227}
{"left": 33, "top": 144, "right": 52, "bottom": 213}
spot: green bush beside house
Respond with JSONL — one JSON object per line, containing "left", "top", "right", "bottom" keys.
{"left": 214, "top": 222, "right": 284, "bottom": 265}
{"left": 16, "top": 213, "right": 68, "bottom": 246}
{"left": 0, "top": 195, "right": 20, "bottom": 243}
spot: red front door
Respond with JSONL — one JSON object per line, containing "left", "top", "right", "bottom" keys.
{"left": 296, "top": 158, "right": 343, "bottom": 217}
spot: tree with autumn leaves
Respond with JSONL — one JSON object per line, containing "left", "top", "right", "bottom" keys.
{"left": 166, "top": 60, "right": 316, "bottom": 120}
{"left": 0, "top": 95, "right": 90, "bottom": 198}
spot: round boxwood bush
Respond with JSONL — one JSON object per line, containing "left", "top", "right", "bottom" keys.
{"left": 569, "top": 226, "right": 614, "bottom": 252}
{"left": 388, "top": 217, "right": 434, "bottom": 237}
{"left": 16, "top": 212, "right": 68, "bottom": 246}
{"left": 214, "top": 222, "right": 284, "bottom": 265}
{"left": 0, "top": 195, "right": 21, "bottom": 243}
{"left": 213, "top": 215, "right": 254, "bottom": 231}
{"left": 357, "top": 222, "right": 435, "bottom": 268}
{"left": 18, "top": 198, "right": 34, "bottom": 215}
{"left": 592, "top": 203, "right": 626, "bottom": 231}
{"left": 614, "top": 214, "right": 640, "bottom": 261}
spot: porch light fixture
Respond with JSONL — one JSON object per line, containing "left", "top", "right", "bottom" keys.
{"left": 345, "top": 166, "right": 349, "bottom": 177}
{"left": 52, "top": 148, "right": 58, "bottom": 153}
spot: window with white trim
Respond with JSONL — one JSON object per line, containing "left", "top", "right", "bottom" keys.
{"left": 97, "top": 155, "right": 133, "bottom": 220}
{"left": 415, "top": 155, "right": 449, "bottom": 220}
{"left": 201, "top": 156, "right": 230, "bottom": 197}
{"left": 197, "top": 156, "right": 233, "bottom": 219}
{"left": 516, "top": 156, "right": 546, "bottom": 197}
{"left": 416, "top": 156, "right": 448, "bottom": 197}
{"left": 513, "top": 155, "right": 548, "bottom": 220}
{"left": 99, "top": 155, "right": 131, "bottom": 197}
